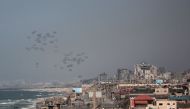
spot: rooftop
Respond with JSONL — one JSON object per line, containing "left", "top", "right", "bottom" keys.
{"left": 134, "top": 95, "right": 154, "bottom": 101}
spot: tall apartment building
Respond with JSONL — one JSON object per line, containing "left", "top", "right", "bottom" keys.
{"left": 117, "top": 68, "right": 133, "bottom": 83}
{"left": 98, "top": 72, "right": 108, "bottom": 82}
{"left": 134, "top": 62, "right": 158, "bottom": 83}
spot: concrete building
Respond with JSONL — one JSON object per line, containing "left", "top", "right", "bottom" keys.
{"left": 117, "top": 68, "right": 133, "bottom": 83}
{"left": 146, "top": 99, "right": 177, "bottom": 109}
{"left": 98, "top": 72, "right": 108, "bottom": 82}
{"left": 154, "top": 87, "right": 169, "bottom": 95}
{"left": 182, "top": 72, "right": 190, "bottom": 83}
{"left": 163, "top": 72, "right": 172, "bottom": 80}
{"left": 134, "top": 62, "right": 158, "bottom": 83}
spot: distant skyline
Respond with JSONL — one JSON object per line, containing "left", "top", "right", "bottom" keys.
{"left": 0, "top": 0, "right": 190, "bottom": 82}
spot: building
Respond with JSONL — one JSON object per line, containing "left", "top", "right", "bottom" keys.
{"left": 154, "top": 87, "right": 169, "bottom": 99}
{"left": 154, "top": 87, "right": 169, "bottom": 95}
{"left": 169, "top": 95, "right": 190, "bottom": 101}
{"left": 163, "top": 72, "right": 172, "bottom": 80}
{"left": 117, "top": 68, "right": 133, "bottom": 83}
{"left": 130, "top": 95, "right": 154, "bottom": 109}
{"left": 146, "top": 99, "right": 177, "bottom": 109}
{"left": 134, "top": 62, "right": 158, "bottom": 83}
{"left": 98, "top": 72, "right": 108, "bottom": 82}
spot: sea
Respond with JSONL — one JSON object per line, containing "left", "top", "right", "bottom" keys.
{"left": 0, "top": 89, "right": 63, "bottom": 109}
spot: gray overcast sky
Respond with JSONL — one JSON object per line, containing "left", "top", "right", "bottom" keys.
{"left": 0, "top": 0, "right": 190, "bottom": 82}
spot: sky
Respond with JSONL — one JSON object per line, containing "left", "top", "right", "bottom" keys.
{"left": 0, "top": 0, "right": 190, "bottom": 82}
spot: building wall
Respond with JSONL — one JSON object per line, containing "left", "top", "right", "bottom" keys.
{"left": 98, "top": 72, "right": 107, "bottom": 82}
{"left": 163, "top": 72, "right": 172, "bottom": 80}
{"left": 146, "top": 100, "right": 177, "bottom": 109}
{"left": 134, "top": 63, "right": 158, "bottom": 83}
{"left": 156, "top": 100, "right": 177, "bottom": 109}
{"left": 117, "top": 69, "right": 132, "bottom": 82}
{"left": 154, "top": 88, "right": 169, "bottom": 95}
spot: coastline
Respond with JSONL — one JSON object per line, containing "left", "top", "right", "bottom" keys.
{"left": 0, "top": 89, "right": 68, "bottom": 109}
{"left": 21, "top": 87, "right": 73, "bottom": 93}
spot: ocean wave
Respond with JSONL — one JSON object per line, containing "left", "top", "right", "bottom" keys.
{"left": 0, "top": 99, "right": 35, "bottom": 109}
{"left": 0, "top": 100, "right": 15, "bottom": 105}
{"left": 0, "top": 101, "right": 15, "bottom": 105}
{"left": 36, "top": 94, "right": 42, "bottom": 97}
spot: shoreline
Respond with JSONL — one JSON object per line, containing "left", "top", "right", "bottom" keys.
{"left": 21, "top": 87, "right": 73, "bottom": 93}
{"left": 0, "top": 89, "right": 69, "bottom": 109}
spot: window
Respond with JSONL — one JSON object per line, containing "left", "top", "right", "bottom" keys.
{"left": 173, "top": 103, "right": 175, "bottom": 105}
{"left": 167, "top": 103, "right": 170, "bottom": 105}
{"left": 159, "top": 103, "right": 163, "bottom": 105}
